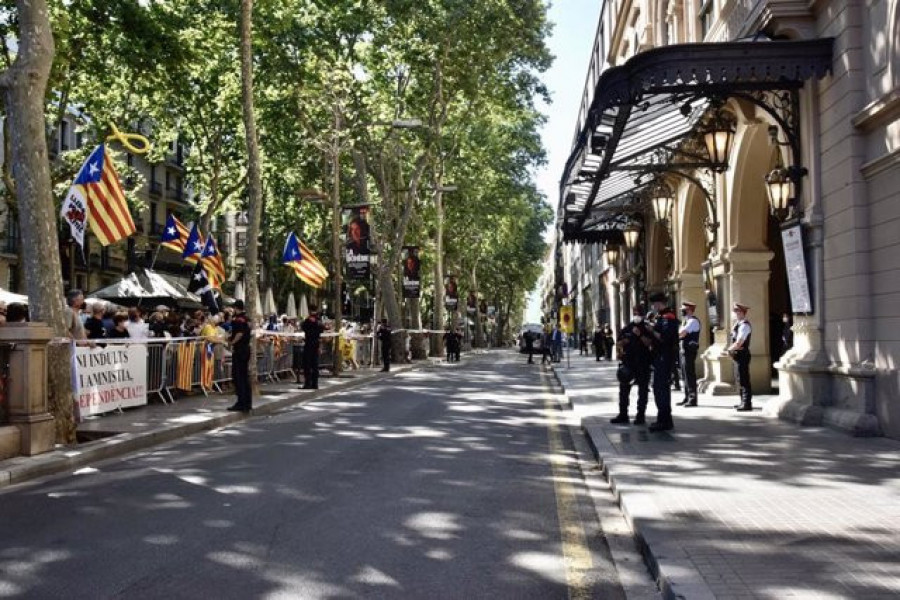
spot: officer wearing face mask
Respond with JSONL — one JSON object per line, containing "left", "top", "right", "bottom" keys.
{"left": 647, "top": 293, "right": 680, "bottom": 432}
{"left": 728, "top": 303, "right": 753, "bottom": 411}
{"left": 677, "top": 301, "right": 701, "bottom": 407}
{"left": 611, "top": 305, "right": 654, "bottom": 426}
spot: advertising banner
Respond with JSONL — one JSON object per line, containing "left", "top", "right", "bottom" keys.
{"left": 559, "top": 305, "right": 574, "bottom": 334}
{"left": 444, "top": 275, "right": 459, "bottom": 311}
{"left": 781, "top": 224, "right": 812, "bottom": 314}
{"left": 343, "top": 206, "right": 371, "bottom": 280}
{"left": 402, "top": 246, "right": 421, "bottom": 299}
{"left": 466, "top": 291, "right": 477, "bottom": 314}
{"left": 73, "top": 344, "right": 148, "bottom": 418}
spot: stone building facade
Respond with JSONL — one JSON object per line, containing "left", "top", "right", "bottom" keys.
{"left": 546, "top": 0, "right": 900, "bottom": 439}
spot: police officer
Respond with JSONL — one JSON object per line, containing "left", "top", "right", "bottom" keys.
{"left": 728, "top": 303, "right": 753, "bottom": 411}
{"left": 227, "top": 300, "right": 252, "bottom": 412}
{"left": 301, "top": 304, "right": 324, "bottom": 389}
{"left": 648, "top": 293, "right": 679, "bottom": 432}
{"left": 524, "top": 330, "right": 535, "bottom": 364}
{"left": 677, "top": 301, "right": 701, "bottom": 407}
{"left": 611, "top": 306, "right": 654, "bottom": 425}
{"left": 377, "top": 319, "right": 392, "bottom": 372}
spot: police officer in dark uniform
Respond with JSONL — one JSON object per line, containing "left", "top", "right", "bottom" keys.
{"left": 377, "top": 319, "right": 392, "bottom": 371}
{"left": 227, "top": 300, "right": 252, "bottom": 412}
{"left": 677, "top": 301, "right": 702, "bottom": 407}
{"left": 728, "top": 303, "right": 753, "bottom": 411}
{"left": 524, "top": 330, "right": 535, "bottom": 364}
{"left": 648, "top": 293, "right": 680, "bottom": 432}
{"left": 611, "top": 306, "right": 654, "bottom": 425}
{"left": 301, "top": 304, "right": 324, "bottom": 389}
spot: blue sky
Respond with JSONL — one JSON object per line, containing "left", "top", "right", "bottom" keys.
{"left": 524, "top": 0, "right": 601, "bottom": 323}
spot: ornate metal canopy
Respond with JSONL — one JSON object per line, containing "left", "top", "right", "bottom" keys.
{"left": 560, "top": 37, "right": 834, "bottom": 242}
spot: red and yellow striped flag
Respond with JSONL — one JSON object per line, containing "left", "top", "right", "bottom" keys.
{"left": 72, "top": 144, "right": 136, "bottom": 246}
{"left": 176, "top": 341, "right": 196, "bottom": 391}
{"left": 200, "top": 342, "right": 215, "bottom": 390}
{"left": 282, "top": 233, "right": 328, "bottom": 288}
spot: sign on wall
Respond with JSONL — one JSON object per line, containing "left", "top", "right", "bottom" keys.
{"left": 73, "top": 344, "right": 148, "bottom": 418}
{"left": 781, "top": 224, "right": 812, "bottom": 314}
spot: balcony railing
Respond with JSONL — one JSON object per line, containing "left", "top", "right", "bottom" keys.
{"left": 167, "top": 187, "right": 184, "bottom": 202}
{"left": 149, "top": 181, "right": 162, "bottom": 196}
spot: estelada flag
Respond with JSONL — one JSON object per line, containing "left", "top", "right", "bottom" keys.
{"left": 160, "top": 213, "right": 190, "bottom": 255}
{"left": 201, "top": 236, "right": 226, "bottom": 283}
{"left": 66, "top": 144, "right": 135, "bottom": 246}
{"left": 182, "top": 222, "right": 204, "bottom": 265}
{"left": 282, "top": 232, "right": 328, "bottom": 288}
{"left": 176, "top": 341, "right": 196, "bottom": 391}
{"left": 200, "top": 342, "right": 215, "bottom": 390}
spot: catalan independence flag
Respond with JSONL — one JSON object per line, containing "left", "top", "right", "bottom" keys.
{"left": 182, "top": 223, "right": 205, "bottom": 265}
{"left": 160, "top": 213, "right": 190, "bottom": 255}
{"left": 69, "top": 144, "right": 135, "bottom": 246}
{"left": 283, "top": 232, "right": 328, "bottom": 288}
{"left": 176, "top": 341, "right": 197, "bottom": 392}
{"left": 201, "top": 236, "right": 226, "bottom": 284}
{"left": 200, "top": 342, "right": 215, "bottom": 390}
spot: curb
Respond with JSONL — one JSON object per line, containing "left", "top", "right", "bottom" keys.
{"left": 549, "top": 364, "right": 717, "bottom": 600}
{"left": 0, "top": 363, "right": 420, "bottom": 491}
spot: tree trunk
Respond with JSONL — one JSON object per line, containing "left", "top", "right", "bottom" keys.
{"left": 409, "top": 297, "right": 426, "bottom": 359}
{"left": 430, "top": 188, "right": 445, "bottom": 357}
{"left": 1, "top": 0, "right": 75, "bottom": 443}
{"left": 330, "top": 105, "right": 342, "bottom": 375}
{"left": 238, "top": 0, "right": 261, "bottom": 392}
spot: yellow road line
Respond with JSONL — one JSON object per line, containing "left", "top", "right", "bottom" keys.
{"left": 542, "top": 376, "right": 594, "bottom": 600}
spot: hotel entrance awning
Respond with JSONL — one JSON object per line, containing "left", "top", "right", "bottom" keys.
{"left": 560, "top": 38, "right": 833, "bottom": 243}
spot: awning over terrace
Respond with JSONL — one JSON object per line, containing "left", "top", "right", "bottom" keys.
{"left": 560, "top": 37, "right": 833, "bottom": 243}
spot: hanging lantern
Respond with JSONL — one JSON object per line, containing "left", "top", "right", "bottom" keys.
{"left": 604, "top": 244, "right": 620, "bottom": 266}
{"left": 623, "top": 224, "right": 641, "bottom": 250}
{"left": 765, "top": 167, "right": 793, "bottom": 219}
{"left": 650, "top": 181, "right": 674, "bottom": 224}
{"left": 701, "top": 111, "right": 736, "bottom": 172}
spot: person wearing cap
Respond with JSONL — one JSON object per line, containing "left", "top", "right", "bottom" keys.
{"left": 728, "top": 303, "right": 753, "bottom": 411}
{"left": 611, "top": 305, "right": 655, "bottom": 425}
{"left": 647, "top": 293, "right": 680, "bottom": 432}
{"left": 227, "top": 300, "right": 253, "bottom": 413}
{"left": 677, "top": 301, "right": 702, "bottom": 407}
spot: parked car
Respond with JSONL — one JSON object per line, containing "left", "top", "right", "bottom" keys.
{"left": 518, "top": 323, "right": 544, "bottom": 354}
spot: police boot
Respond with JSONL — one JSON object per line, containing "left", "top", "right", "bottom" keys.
{"left": 736, "top": 402, "right": 753, "bottom": 412}
{"left": 632, "top": 411, "right": 646, "bottom": 426}
{"left": 610, "top": 413, "right": 630, "bottom": 425}
{"left": 677, "top": 398, "right": 690, "bottom": 406}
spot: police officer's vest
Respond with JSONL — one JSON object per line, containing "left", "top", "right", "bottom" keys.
{"left": 682, "top": 316, "right": 701, "bottom": 352}
{"left": 731, "top": 320, "right": 752, "bottom": 355}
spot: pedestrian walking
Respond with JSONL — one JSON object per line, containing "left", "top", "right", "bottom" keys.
{"left": 552, "top": 325, "right": 563, "bottom": 363}
{"left": 728, "top": 303, "right": 753, "bottom": 411}
{"left": 453, "top": 328, "right": 463, "bottom": 362}
{"left": 377, "top": 319, "right": 392, "bottom": 371}
{"left": 227, "top": 300, "right": 252, "bottom": 413}
{"left": 603, "top": 323, "right": 614, "bottom": 360}
{"left": 301, "top": 305, "right": 324, "bottom": 389}
{"left": 524, "top": 330, "right": 535, "bottom": 364}
{"left": 647, "top": 293, "right": 679, "bottom": 432}
{"left": 610, "top": 306, "right": 654, "bottom": 425}
{"left": 541, "top": 328, "right": 553, "bottom": 365}
{"left": 579, "top": 327, "right": 588, "bottom": 355}
{"left": 592, "top": 326, "right": 604, "bottom": 362}
{"left": 677, "top": 301, "right": 701, "bottom": 407}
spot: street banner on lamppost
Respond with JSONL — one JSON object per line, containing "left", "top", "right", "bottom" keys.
{"left": 402, "top": 246, "right": 421, "bottom": 298}
{"left": 343, "top": 206, "right": 371, "bottom": 280}
{"left": 444, "top": 275, "right": 459, "bottom": 311}
{"left": 466, "top": 291, "right": 477, "bottom": 314}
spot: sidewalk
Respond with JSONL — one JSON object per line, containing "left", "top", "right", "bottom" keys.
{"left": 0, "top": 362, "right": 429, "bottom": 490}
{"left": 552, "top": 353, "right": 900, "bottom": 600}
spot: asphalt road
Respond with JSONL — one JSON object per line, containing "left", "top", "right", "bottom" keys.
{"left": 0, "top": 351, "right": 625, "bottom": 599}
